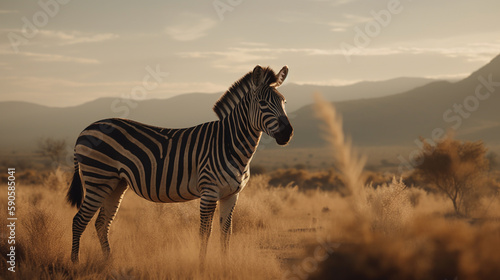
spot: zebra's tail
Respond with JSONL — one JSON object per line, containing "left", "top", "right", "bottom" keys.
{"left": 67, "top": 156, "right": 84, "bottom": 209}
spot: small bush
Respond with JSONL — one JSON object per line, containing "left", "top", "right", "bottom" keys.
{"left": 37, "top": 137, "right": 67, "bottom": 167}
{"left": 267, "top": 168, "right": 346, "bottom": 193}
{"left": 366, "top": 177, "right": 413, "bottom": 234}
{"left": 412, "top": 136, "right": 490, "bottom": 216}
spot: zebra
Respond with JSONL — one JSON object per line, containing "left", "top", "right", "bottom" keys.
{"left": 67, "top": 65, "right": 293, "bottom": 263}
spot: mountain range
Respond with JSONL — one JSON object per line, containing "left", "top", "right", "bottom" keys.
{"left": 290, "top": 54, "right": 500, "bottom": 149}
{"left": 1, "top": 55, "right": 498, "bottom": 165}
{"left": 0, "top": 76, "right": 434, "bottom": 152}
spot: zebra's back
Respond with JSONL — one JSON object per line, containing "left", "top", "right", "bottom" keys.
{"left": 75, "top": 118, "right": 214, "bottom": 203}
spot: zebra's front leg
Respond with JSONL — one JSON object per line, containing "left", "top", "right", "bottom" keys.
{"left": 199, "top": 187, "right": 218, "bottom": 263}
{"left": 219, "top": 193, "right": 239, "bottom": 254}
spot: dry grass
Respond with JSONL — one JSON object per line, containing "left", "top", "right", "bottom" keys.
{"left": 0, "top": 170, "right": 340, "bottom": 279}
{"left": 2, "top": 165, "right": 500, "bottom": 279}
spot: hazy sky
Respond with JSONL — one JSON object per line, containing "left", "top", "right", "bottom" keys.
{"left": 1, "top": 0, "right": 499, "bottom": 107}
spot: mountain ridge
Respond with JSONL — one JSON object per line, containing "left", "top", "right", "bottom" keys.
{"left": 1, "top": 76, "right": 436, "bottom": 109}
{"left": 1, "top": 54, "right": 498, "bottom": 155}
{"left": 289, "top": 54, "right": 500, "bottom": 148}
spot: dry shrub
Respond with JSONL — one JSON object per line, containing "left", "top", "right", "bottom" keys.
{"left": 364, "top": 170, "right": 394, "bottom": 187}
{"left": 268, "top": 168, "right": 346, "bottom": 193}
{"left": 366, "top": 178, "right": 414, "bottom": 234}
{"left": 268, "top": 168, "right": 394, "bottom": 194}
{"left": 16, "top": 207, "right": 70, "bottom": 279}
{"left": 18, "top": 170, "right": 43, "bottom": 186}
{"left": 37, "top": 137, "right": 66, "bottom": 165}
{"left": 1, "top": 187, "right": 75, "bottom": 280}
{"left": 413, "top": 136, "right": 491, "bottom": 216}
{"left": 40, "top": 168, "right": 71, "bottom": 192}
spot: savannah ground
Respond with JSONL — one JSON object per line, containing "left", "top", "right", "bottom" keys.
{"left": 2, "top": 101, "right": 500, "bottom": 279}
{"left": 2, "top": 168, "right": 500, "bottom": 279}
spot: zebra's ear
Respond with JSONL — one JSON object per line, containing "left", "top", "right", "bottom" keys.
{"left": 270, "top": 65, "right": 288, "bottom": 88}
{"left": 252, "top": 65, "right": 264, "bottom": 88}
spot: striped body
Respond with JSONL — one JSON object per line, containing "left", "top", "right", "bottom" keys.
{"left": 67, "top": 65, "right": 292, "bottom": 263}
{"left": 77, "top": 116, "right": 258, "bottom": 203}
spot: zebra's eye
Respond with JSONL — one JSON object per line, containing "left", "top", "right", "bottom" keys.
{"left": 259, "top": 101, "right": 268, "bottom": 107}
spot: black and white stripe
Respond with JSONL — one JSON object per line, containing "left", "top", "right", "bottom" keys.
{"left": 67, "top": 65, "right": 293, "bottom": 263}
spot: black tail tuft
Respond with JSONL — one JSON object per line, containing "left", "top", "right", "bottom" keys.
{"left": 67, "top": 166, "right": 84, "bottom": 208}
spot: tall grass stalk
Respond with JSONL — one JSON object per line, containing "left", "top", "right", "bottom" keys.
{"left": 313, "top": 94, "right": 368, "bottom": 217}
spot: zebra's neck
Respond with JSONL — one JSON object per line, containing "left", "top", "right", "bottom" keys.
{"left": 221, "top": 99, "right": 262, "bottom": 170}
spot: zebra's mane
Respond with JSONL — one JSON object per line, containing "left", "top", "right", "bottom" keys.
{"left": 213, "top": 67, "right": 278, "bottom": 120}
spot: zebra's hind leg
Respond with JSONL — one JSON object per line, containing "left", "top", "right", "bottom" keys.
{"left": 95, "top": 179, "right": 128, "bottom": 259}
{"left": 71, "top": 186, "right": 110, "bottom": 263}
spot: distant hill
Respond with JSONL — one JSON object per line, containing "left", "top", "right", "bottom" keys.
{"left": 0, "top": 77, "right": 434, "bottom": 152}
{"left": 282, "top": 77, "right": 436, "bottom": 112}
{"left": 289, "top": 54, "right": 500, "bottom": 148}
{"left": 0, "top": 93, "right": 218, "bottom": 152}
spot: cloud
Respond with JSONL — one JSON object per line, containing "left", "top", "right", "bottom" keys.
{"left": 239, "top": 42, "right": 269, "bottom": 47}
{"left": 0, "top": 76, "right": 139, "bottom": 88}
{"left": 394, "top": 45, "right": 500, "bottom": 62}
{"left": 154, "top": 82, "right": 226, "bottom": 95}
{"left": 180, "top": 45, "right": 500, "bottom": 60}
{"left": 275, "top": 11, "right": 312, "bottom": 24}
{"left": 0, "top": 36, "right": 103, "bottom": 65}
{"left": 178, "top": 47, "right": 342, "bottom": 64}
{"left": 0, "top": 10, "right": 18, "bottom": 14}
{"left": 330, "top": 0, "right": 357, "bottom": 7}
{"left": 178, "top": 42, "right": 500, "bottom": 73}
{"left": 327, "top": 13, "right": 372, "bottom": 32}
{"left": 38, "top": 30, "right": 119, "bottom": 45}
{"left": 328, "top": 45, "right": 500, "bottom": 62}
{"left": 176, "top": 47, "right": 349, "bottom": 73}
{"left": 18, "top": 51, "right": 100, "bottom": 64}
{"left": 307, "top": 0, "right": 357, "bottom": 7}
{"left": 0, "top": 29, "right": 119, "bottom": 48}
{"left": 293, "top": 78, "right": 362, "bottom": 86}
{"left": 330, "top": 27, "right": 348, "bottom": 32}
{"left": 165, "top": 14, "right": 216, "bottom": 41}
{"left": 423, "top": 73, "right": 470, "bottom": 81}
{"left": 178, "top": 47, "right": 276, "bottom": 72}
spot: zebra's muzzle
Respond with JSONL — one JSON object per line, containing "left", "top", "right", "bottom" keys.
{"left": 273, "top": 116, "right": 293, "bottom": 146}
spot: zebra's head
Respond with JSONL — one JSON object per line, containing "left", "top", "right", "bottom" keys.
{"left": 251, "top": 65, "right": 293, "bottom": 146}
